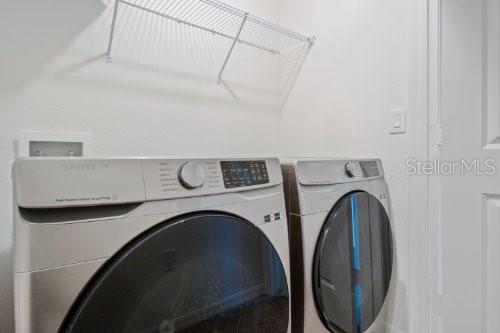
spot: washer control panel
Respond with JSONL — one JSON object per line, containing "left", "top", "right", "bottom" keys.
{"left": 142, "top": 158, "right": 282, "bottom": 201}
{"left": 13, "top": 158, "right": 283, "bottom": 208}
{"left": 220, "top": 160, "right": 269, "bottom": 188}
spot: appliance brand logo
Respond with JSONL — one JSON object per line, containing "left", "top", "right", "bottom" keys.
{"left": 62, "top": 163, "right": 110, "bottom": 171}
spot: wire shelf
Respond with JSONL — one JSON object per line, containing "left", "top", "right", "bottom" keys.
{"left": 105, "top": 0, "right": 314, "bottom": 105}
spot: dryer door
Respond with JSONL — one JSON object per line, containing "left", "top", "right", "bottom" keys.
{"left": 60, "top": 212, "right": 289, "bottom": 333}
{"left": 313, "top": 191, "right": 392, "bottom": 333}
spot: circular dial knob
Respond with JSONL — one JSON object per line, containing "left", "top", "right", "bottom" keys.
{"left": 178, "top": 162, "right": 205, "bottom": 189}
{"left": 345, "top": 161, "right": 356, "bottom": 178}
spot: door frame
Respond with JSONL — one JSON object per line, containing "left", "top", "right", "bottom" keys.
{"left": 425, "top": 1, "right": 499, "bottom": 332}
{"left": 408, "top": 0, "right": 434, "bottom": 332}
{"left": 425, "top": 0, "right": 444, "bottom": 332}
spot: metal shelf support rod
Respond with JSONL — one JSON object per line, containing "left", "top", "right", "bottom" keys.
{"left": 106, "top": 0, "right": 121, "bottom": 62}
{"left": 217, "top": 12, "right": 248, "bottom": 84}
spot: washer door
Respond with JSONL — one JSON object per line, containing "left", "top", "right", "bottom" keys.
{"left": 60, "top": 213, "right": 289, "bottom": 333}
{"left": 313, "top": 192, "right": 392, "bottom": 333}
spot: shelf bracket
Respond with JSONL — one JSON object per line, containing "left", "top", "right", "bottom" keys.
{"left": 217, "top": 12, "right": 248, "bottom": 84}
{"left": 105, "top": 0, "right": 121, "bottom": 62}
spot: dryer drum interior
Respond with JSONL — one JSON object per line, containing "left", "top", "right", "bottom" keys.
{"left": 59, "top": 212, "right": 289, "bottom": 333}
{"left": 313, "top": 191, "right": 393, "bottom": 333}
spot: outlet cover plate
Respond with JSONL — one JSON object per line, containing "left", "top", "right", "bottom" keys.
{"left": 389, "top": 107, "right": 406, "bottom": 134}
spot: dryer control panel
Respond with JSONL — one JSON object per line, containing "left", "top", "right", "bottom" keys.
{"left": 293, "top": 159, "right": 384, "bottom": 186}
{"left": 359, "top": 160, "right": 380, "bottom": 178}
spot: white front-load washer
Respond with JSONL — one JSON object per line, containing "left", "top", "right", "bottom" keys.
{"left": 13, "top": 157, "right": 291, "bottom": 333}
{"left": 281, "top": 159, "right": 393, "bottom": 333}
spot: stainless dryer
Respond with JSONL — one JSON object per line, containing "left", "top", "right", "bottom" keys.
{"left": 281, "top": 159, "right": 393, "bottom": 333}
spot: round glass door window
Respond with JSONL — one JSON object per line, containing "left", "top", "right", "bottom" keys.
{"left": 60, "top": 213, "right": 289, "bottom": 333}
{"left": 313, "top": 191, "right": 393, "bottom": 333}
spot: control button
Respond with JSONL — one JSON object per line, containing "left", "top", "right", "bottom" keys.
{"left": 178, "top": 162, "right": 205, "bottom": 189}
{"left": 345, "top": 161, "right": 356, "bottom": 178}
{"left": 264, "top": 214, "right": 272, "bottom": 223}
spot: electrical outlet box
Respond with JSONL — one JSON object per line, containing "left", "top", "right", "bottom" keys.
{"left": 17, "top": 131, "right": 92, "bottom": 158}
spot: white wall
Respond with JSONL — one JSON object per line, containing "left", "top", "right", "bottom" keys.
{"left": 0, "top": 0, "right": 419, "bottom": 331}
{"left": 278, "top": 0, "right": 414, "bottom": 332}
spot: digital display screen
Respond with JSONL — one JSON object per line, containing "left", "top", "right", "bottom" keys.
{"left": 359, "top": 161, "right": 380, "bottom": 178}
{"left": 220, "top": 160, "right": 269, "bottom": 189}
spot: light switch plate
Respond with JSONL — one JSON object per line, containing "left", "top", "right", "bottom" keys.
{"left": 17, "top": 131, "right": 92, "bottom": 158}
{"left": 389, "top": 107, "right": 406, "bottom": 134}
